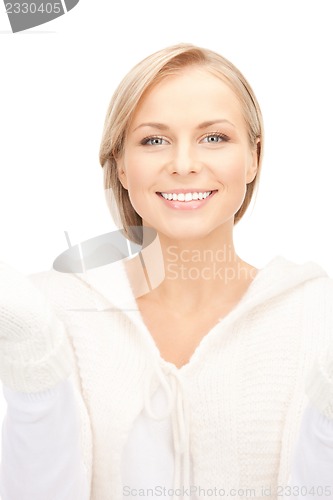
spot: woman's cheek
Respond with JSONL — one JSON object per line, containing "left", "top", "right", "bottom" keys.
{"left": 217, "top": 150, "right": 249, "bottom": 185}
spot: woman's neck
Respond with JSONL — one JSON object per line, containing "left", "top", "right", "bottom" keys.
{"left": 125, "top": 227, "right": 257, "bottom": 314}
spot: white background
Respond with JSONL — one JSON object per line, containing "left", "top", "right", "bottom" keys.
{"left": 0, "top": 0, "right": 332, "bottom": 485}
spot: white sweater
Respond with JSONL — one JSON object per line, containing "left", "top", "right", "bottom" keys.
{"left": 1, "top": 380, "right": 333, "bottom": 500}
{"left": 1, "top": 255, "right": 333, "bottom": 499}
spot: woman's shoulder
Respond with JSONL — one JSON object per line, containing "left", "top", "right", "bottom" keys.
{"left": 302, "top": 270, "right": 333, "bottom": 305}
{"left": 27, "top": 262, "right": 135, "bottom": 323}
{"left": 265, "top": 255, "right": 333, "bottom": 300}
{"left": 28, "top": 268, "right": 95, "bottom": 320}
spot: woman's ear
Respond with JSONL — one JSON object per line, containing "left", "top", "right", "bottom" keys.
{"left": 246, "top": 138, "right": 260, "bottom": 184}
{"left": 116, "top": 157, "right": 128, "bottom": 190}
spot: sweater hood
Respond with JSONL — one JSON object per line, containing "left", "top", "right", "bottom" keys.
{"left": 51, "top": 230, "right": 328, "bottom": 329}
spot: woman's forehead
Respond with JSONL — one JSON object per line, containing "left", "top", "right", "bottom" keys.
{"left": 130, "top": 68, "right": 245, "bottom": 131}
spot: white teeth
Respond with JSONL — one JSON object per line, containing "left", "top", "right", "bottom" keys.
{"left": 160, "top": 191, "right": 212, "bottom": 202}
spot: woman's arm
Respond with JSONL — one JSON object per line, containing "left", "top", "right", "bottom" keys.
{"left": 0, "top": 376, "right": 89, "bottom": 500}
{"left": 288, "top": 403, "right": 333, "bottom": 498}
{"left": 0, "top": 262, "right": 90, "bottom": 498}
{"left": 288, "top": 347, "right": 333, "bottom": 499}
{"left": 0, "top": 261, "right": 75, "bottom": 393}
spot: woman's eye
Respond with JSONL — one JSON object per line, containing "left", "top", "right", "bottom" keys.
{"left": 201, "top": 133, "right": 229, "bottom": 144}
{"left": 140, "top": 133, "right": 229, "bottom": 146}
{"left": 141, "top": 136, "right": 168, "bottom": 146}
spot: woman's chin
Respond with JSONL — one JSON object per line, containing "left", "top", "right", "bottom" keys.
{"left": 157, "top": 226, "right": 217, "bottom": 243}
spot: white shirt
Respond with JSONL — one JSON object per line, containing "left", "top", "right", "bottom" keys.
{"left": 286, "top": 403, "right": 333, "bottom": 499}
{"left": 1, "top": 376, "right": 333, "bottom": 500}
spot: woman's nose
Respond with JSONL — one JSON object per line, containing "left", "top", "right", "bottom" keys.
{"left": 167, "top": 143, "right": 202, "bottom": 175}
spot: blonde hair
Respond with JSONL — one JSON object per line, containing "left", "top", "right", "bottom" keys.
{"left": 99, "top": 43, "right": 263, "bottom": 244}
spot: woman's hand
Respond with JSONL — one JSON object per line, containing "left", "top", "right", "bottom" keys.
{"left": 0, "top": 261, "right": 74, "bottom": 393}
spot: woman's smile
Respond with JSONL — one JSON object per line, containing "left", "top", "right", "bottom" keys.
{"left": 156, "top": 189, "right": 218, "bottom": 210}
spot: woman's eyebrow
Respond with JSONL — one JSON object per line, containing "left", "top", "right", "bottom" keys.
{"left": 132, "top": 119, "right": 235, "bottom": 132}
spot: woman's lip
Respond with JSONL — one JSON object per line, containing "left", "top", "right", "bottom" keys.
{"left": 156, "top": 190, "right": 218, "bottom": 210}
{"left": 156, "top": 188, "right": 217, "bottom": 194}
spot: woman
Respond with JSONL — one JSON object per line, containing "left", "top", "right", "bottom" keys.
{"left": 0, "top": 43, "right": 332, "bottom": 500}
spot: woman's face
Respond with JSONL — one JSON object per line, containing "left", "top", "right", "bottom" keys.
{"left": 117, "top": 67, "right": 258, "bottom": 242}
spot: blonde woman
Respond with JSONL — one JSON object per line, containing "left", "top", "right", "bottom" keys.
{"left": 0, "top": 43, "right": 332, "bottom": 500}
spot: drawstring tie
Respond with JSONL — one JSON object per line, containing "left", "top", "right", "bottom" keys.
{"left": 143, "top": 362, "right": 191, "bottom": 499}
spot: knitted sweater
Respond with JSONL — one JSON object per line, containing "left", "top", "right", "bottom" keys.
{"left": 2, "top": 255, "right": 333, "bottom": 499}
{"left": 1, "top": 379, "right": 332, "bottom": 500}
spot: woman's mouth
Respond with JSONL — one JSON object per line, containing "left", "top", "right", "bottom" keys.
{"left": 156, "top": 190, "right": 218, "bottom": 210}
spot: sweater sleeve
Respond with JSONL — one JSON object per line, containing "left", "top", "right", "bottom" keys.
{"left": 305, "top": 345, "right": 333, "bottom": 421}
{"left": 0, "top": 263, "right": 76, "bottom": 394}
{"left": 0, "top": 375, "right": 90, "bottom": 500}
